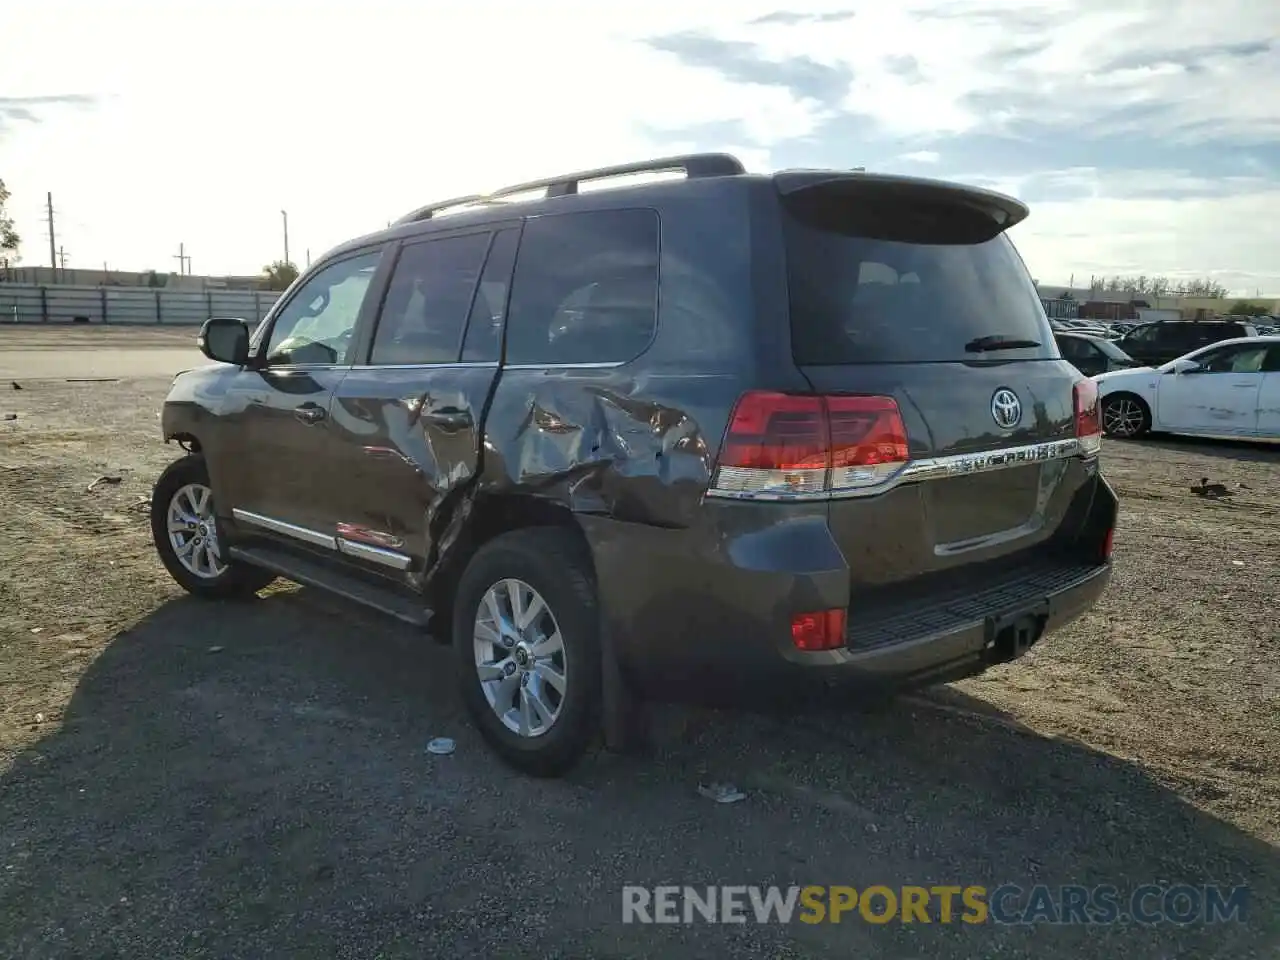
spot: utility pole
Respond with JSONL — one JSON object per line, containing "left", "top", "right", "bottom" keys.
{"left": 173, "top": 242, "right": 190, "bottom": 276}
{"left": 305, "top": 248, "right": 311, "bottom": 269}
{"left": 57, "top": 246, "right": 68, "bottom": 282}
{"left": 47, "top": 192, "right": 57, "bottom": 270}
{"left": 281, "top": 209, "right": 290, "bottom": 265}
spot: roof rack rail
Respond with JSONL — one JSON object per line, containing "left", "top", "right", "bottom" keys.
{"left": 393, "top": 152, "right": 745, "bottom": 225}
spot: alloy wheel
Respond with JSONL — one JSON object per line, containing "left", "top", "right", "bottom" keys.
{"left": 1103, "top": 397, "right": 1145, "bottom": 438}
{"left": 166, "top": 483, "right": 227, "bottom": 579}
{"left": 472, "top": 578, "right": 568, "bottom": 738}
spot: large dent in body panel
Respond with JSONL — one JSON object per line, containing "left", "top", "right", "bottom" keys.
{"left": 425, "top": 375, "right": 720, "bottom": 590}
{"left": 325, "top": 376, "right": 489, "bottom": 592}
{"left": 496, "top": 381, "right": 715, "bottom": 525}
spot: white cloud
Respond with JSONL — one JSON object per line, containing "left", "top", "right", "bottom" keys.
{"left": 1010, "top": 180, "right": 1280, "bottom": 295}
{"left": 0, "top": 0, "right": 1277, "bottom": 292}
{"left": 0, "top": 0, "right": 806, "bottom": 274}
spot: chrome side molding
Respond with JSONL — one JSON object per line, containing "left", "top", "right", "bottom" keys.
{"left": 232, "top": 508, "right": 413, "bottom": 570}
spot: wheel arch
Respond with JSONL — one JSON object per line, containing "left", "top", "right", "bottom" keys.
{"left": 166, "top": 431, "right": 203, "bottom": 454}
{"left": 1101, "top": 389, "right": 1152, "bottom": 436}
{"left": 426, "top": 492, "right": 595, "bottom": 644}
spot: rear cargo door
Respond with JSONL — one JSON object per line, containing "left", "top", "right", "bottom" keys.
{"left": 778, "top": 174, "right": 1096, "bottom": 585}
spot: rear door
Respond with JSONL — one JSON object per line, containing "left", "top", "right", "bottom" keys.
{"left": 324, "top": 224, "right": 518, "bottom": 573}
{"left": 776, "top": 175, "right": 1097, "bottom": 585}
{"left": 1157, "top": 341, "right": 1268, "bottom": 435}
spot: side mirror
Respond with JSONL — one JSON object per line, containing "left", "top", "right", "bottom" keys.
{"left": 1170, "top": 358, "right": 1201, "bottom": 375}
{"left": 198, "top": 317, "right": 251, "bottom": 365}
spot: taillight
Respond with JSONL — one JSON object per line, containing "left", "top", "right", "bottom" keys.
{"left": 710, "top": 392, "right": 909, "bottom": 498}
{"left": 1102, "top": 527, "right": 1115, "bottom": 562}
{"left": 827, "top": 396, "right": 910, "bottom": 492}
{"left": 1073, "top": 379, "right": 1102, "bottom": 455}
{"left": 791, "top": 609, "right": 847, "bottom": 651}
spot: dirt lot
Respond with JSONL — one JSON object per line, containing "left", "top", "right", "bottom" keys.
{"left": 1, "top": 326, "right": 1277, "bottom": 958}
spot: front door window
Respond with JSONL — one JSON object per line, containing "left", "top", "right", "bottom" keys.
{"left": 264, "top": 252, "right": 382, "bottom": 365}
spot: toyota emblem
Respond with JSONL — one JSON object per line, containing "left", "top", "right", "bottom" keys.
{"left": 991, "top": 388, "right": 1022, "bottom": 429}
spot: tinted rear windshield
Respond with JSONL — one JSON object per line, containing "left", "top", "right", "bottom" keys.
{"left": 782, "top": 187, "right": 1053, "bottom": 364}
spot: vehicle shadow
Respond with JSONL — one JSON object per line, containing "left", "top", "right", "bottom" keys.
{"left": 1, "top": 591, "right": 1277, "bottom": 959}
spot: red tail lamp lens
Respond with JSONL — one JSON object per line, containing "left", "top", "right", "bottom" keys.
{"left": 791, "top": 609, "right": 847, "bottom": 652}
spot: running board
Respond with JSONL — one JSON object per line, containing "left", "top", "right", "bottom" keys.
{"left": 228, "top": 544, "right": 433, "bottom": 628}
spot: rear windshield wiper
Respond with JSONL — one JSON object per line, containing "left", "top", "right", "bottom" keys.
{"left": 964, "top": 335, "right": 1042, "bottom": 352}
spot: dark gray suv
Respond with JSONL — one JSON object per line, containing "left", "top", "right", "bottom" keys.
{"left": 151, "top": 154, "right": 1118, "bottom": 776}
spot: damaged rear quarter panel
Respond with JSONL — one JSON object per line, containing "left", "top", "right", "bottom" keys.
{"left": 476, "top": 367, "right": 741, "bottom": 527}
{"left": 470, "top": 184, "right": 784, "bottom": 531}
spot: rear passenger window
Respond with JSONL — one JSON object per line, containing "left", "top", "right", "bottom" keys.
{"left": 462, "top": 228, "right": 519, "bottom": 363}
{"left": 369, "top": 232, "right": 489, "bottom": 365}
{"left": 505, "top": 210, "right": 659, "bottom": 365}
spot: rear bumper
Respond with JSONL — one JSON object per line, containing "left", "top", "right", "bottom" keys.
{"left": 579, "top": 472, "right": 1117, "bottom": 705}
{"left": 788, "top": 559, "right": 1110, "bottom": 688}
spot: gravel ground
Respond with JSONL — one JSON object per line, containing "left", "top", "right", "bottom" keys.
{"left": 1, "top": 327, "right": 1277, "bottom": 958}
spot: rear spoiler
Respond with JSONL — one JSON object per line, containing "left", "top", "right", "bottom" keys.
{"left": 774, "top": 170, "right": 1029, "bottom": 234}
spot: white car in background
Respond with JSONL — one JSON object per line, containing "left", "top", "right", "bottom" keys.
{"left": 1094, "top": 335, "right": 1280, "bottom": 442}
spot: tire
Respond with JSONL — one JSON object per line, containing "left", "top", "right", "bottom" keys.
{"left": 1101, "top": 393, "right": 1151, "bottom": 439}
{"left": 453, "top": 527, "right": 601, "bottom": 777}
{"left": 150, "top": 455, "right": 276, "bottom": 599}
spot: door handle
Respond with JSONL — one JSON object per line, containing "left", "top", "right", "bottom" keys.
{"left": 421, "top": 407, "right": 472, "bottom": 428}
{"left": 294, "top": 403, "right": 327, "bottom": 424}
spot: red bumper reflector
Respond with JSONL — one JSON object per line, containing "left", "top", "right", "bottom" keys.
{"left": 791, "top": 609, "right": 847, "bottom": 652}
{"left": 1102, "top": 527, "right": 1115, "bottom": 561}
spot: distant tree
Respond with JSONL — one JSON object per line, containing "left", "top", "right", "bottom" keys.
{"left": 1179, "top": 278, "right": 1228, "bottom": 298}
{"left": 145, "top": 269, "right": 166, "bottom": 288}
{"left": 0, "top": 178, "right": 19, "bottom": 267}
{"left": 1226, "top": 300, "right": 1269, "bottom": 317}
{"left": 260, "top": 260, "right": 299, "bottom": 291}
{"left": 1094, "top": 274, "right": 1228, "bottom": 299}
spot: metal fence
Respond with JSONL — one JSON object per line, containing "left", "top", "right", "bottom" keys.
{"left": 0, "top": 284, "right": 282, "bottom": 325}
{"left": 1040, "top": 297, "right": 1080, "bottom": 320}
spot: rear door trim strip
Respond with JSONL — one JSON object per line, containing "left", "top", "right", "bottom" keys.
{"left": 336, "top": 538, "right": 413, "bottom": 570}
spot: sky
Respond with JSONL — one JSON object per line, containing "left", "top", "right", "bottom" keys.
{"left": 2, "top": 0, "right": 1278, "bottom": 294}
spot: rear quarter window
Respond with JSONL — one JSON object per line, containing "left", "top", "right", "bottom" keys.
{"left": 505, "top": 209, "right": 659, "bottom": 366}
{"left": 782, "top": 193, "right": 1052, "bottom": 365}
